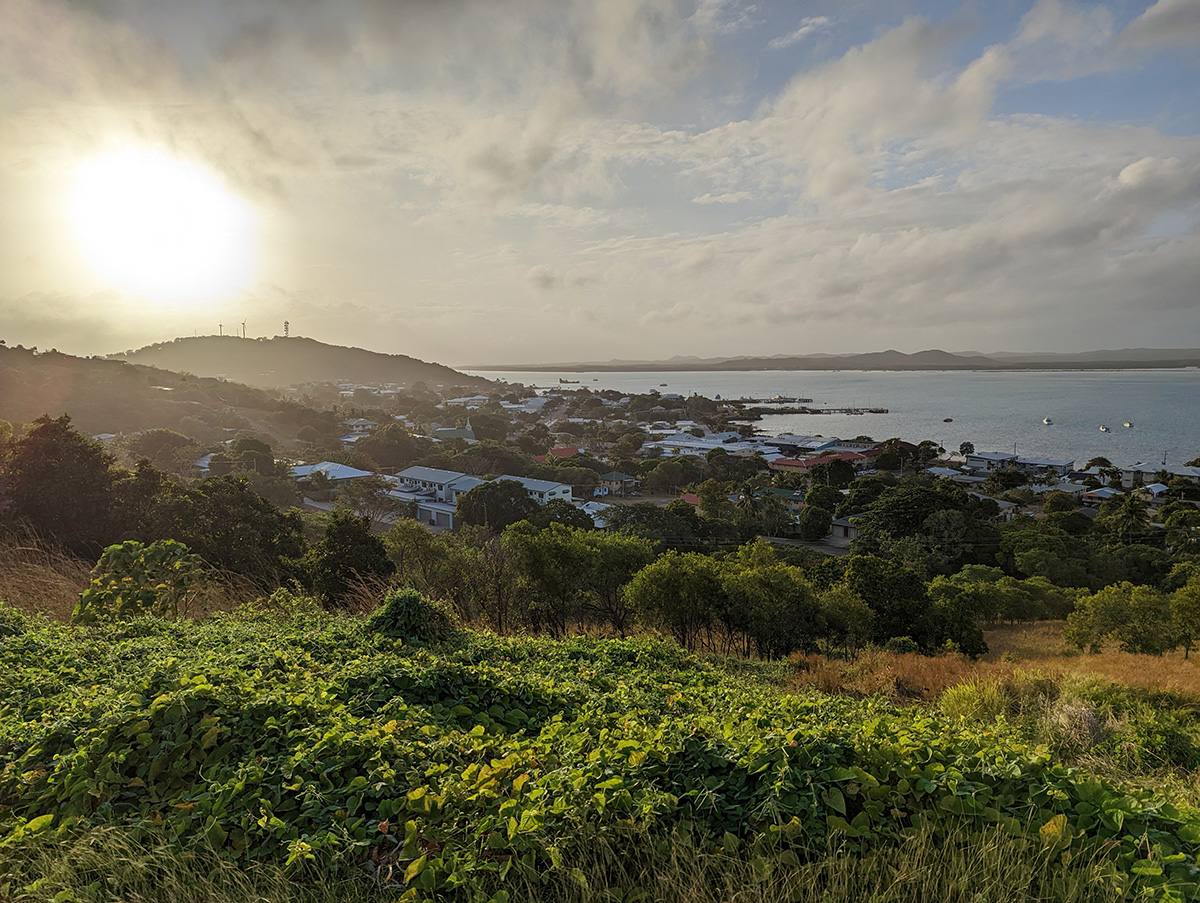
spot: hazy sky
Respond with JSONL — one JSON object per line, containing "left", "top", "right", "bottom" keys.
{"left": 2, "top": 0, "right": 1199, "bottom": 365}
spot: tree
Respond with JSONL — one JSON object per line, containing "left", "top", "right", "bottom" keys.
{"left": 959, "top": 442, "right": 975, "bottom": 457}
{"left": 838, "top": 554, "right": 934, "bottom": 648}
{"left": 1086, "top": 457, "right": 1113, "bottom": 470}
{"left": 302, "top": 510, "right": 395, "bottom": 608}
{"left": 456, "top": 480, "right": 538, "bottom": 531}
{"left": 153, "top": 476, "right": 306, "bottom": 586}
{"left": 1172, "top": 576, "right": 1200, "bottom": 659}
{"left": 503, "top": 522, "right": 587, "bottom": 636}
{"left": 525, "top": 498, "right": 595, "bottom": 530}
{"left": 579, "top": 529, "right": 655, "bottom": 635}
{"left": 819, "top": 585, "right": 874, "bottom": 653}
{"left": 335, "top": 474, "right": 407, "bottom": 532}
{"left": 804, "top": 484, "right": 843, "bottom": 512}
{"left": 808, "top": 458, "right": 856, "bottom": 489}
{"left": 1065, "top": 582, "right": 1174, "bottom": 655}
{"left": 1042, "top": 490, "right": 1077, "bottom": 513}
{"left": 624, "top": 551, "right": 723, "bottom": 650}
{"left": 719, "top": 544, "right": 823, "bottom": 657}
{"left": 983, "top": 468, "right": 1027, "bottom": 496}
{"left": 1101, "top": 492, "right": 1150, "bottom": 544}
{"left": 795, "top": 505, "right": 832, "bottom": 541}
{"left": 0, "top": 414, "right": 117, "bottom": 554}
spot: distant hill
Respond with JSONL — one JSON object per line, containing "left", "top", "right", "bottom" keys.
{"left": 472, "top": 348, "right": 1200, "bottom": 372}
{"left": 0, "top": 344, "right": 285, "bottom": 437}
{"left": 111, "top": 336, "right": 491, "bottom": 390}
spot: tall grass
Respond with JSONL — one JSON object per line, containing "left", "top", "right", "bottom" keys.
{"left": 0, "top": 539, "right": 91, "bottom": 620}
{"left": 2, "top": 822, "right": 1139, "bottom": 903}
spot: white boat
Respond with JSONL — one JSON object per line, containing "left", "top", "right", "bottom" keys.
{"left": 1042, "top": 417, "right": 1053, "bottom": 425}
{"left": 1123, "top": 421, "right": 1132, "bottom": 428}
{"left": 1100, "top": 424, "right": 1110, "bottom": 432}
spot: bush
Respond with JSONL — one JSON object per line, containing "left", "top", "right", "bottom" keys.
{"left": 883, "top": 636, "right": 920, "bottom": 655}
{"left": 367, "top": 587, "right": 458, "bottom": 643}
{"left": 0, "top": 600, "right": 26, "bottom": 637}
{"left": 73, "top": 539, "right": 202, "bottom": 624}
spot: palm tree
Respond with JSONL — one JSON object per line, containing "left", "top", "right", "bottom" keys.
{"left": 1107, "top": 493, "right": 1149, "bottom": 544}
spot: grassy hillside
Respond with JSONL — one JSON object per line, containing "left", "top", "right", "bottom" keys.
{"left": 3, "top": 594, "right": 1200, "bottom": 902}
{"left": 0, "top": 345, "right": 284, "bottom": 437}
{"left": 111, "top": 336, "right": 492, "bottom": 391}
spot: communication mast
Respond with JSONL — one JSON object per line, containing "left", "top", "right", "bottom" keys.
{"left": 284, "top": 320, "right": 290, "bottom": 338}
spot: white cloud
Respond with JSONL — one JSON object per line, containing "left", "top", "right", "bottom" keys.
{"left": 767, "top": 16, "right": 832, "bottom": 50}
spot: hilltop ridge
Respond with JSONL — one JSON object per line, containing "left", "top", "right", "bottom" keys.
{"left": 111, "top": 335, "right": 491, "bottom": 390}
{"left": 470, "top": 347, "right": 1200, "bottom": 372}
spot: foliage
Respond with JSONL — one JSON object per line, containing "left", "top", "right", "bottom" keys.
{"left": 0, "top": 599, "right": 26, "bottom": 637}
{"left": 334, "top": 474, "right": 408, "bottom": 532}
{"left": 456, "top": 480, "right": 538, "bottom": 531}
{"left": 3, "top": 617, "right": 1200, "bottom": 901}
{"left": 0, "top": 414, "right": 117, "bottom": 555}
{"left": 73, "top": 540, "right": 203, "bottom": 624}
{"left": 795, "top": 506, "right": 832, "bottom": 541}
{"left": 1064, "top": 582, "right": 1174, "bottom": 655}
{"left": 367, "top": 587, "right": 458, "bottom": 644}
{"left": 153, "top": 476, "right": 307, "bottom": 587}
{"left": 301, "top": 511, "right": 396, "bottom": 608}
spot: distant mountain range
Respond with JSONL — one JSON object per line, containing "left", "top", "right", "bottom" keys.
{"left": 470, "top": 348, "right": 1200, "bottom": 372}
{"left": 111, "top": 336, "right": 491, "bottom": 390}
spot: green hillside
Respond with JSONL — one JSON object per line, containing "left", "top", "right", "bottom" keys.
{"left": 0, "top": 344, "right": 284, "bottom": 438}
{"left": 2, "top": 593, "right": 1199, "bottom": 902}
{"left": 111, "top": 336, "right": 491, "bottom": 391}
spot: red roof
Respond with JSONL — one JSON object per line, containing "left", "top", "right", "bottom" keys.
{"left": 548, "top": 446, "right": 579, "bottom": 458}
{"left": 679, "top": 493, "right": 701, "bottom": 506}
{"left": 773, "top": 451, "right": 865, "bottom": 470}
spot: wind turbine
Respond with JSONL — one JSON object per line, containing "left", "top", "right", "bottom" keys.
{"left": 241, "top": 320, "right": 247, "bottom": 339}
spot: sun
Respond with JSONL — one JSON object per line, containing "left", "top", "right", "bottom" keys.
{"left": 67, "top": 147, "right": 258, "bottom": 305}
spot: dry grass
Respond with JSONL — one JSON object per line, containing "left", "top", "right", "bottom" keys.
{"left": 791, "top": 622, "right": 1200, "bottom": 702}
{"left": 0, "top": 539, "right": 91, "bottom": 620}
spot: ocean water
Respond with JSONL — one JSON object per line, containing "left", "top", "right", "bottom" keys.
{"left": 467, "top": 368, "right": 1200, "bottom": 468}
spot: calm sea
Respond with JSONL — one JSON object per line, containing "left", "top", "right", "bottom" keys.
{"left": 466, "top": 368, "right": 1200, "bottom": 468}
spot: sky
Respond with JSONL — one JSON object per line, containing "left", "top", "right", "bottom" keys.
{"left": 2, "top": 0, "right": 1199, "bottom": 366}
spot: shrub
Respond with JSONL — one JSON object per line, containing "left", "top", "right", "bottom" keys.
{"left": 883, "top": 636, "right": 920, "bottom": 655}
{"left": 0, "top": 600, "right": 26, "bottom": 637}
{"left": 367, "top": 587, "right": 458, "bottom": 643}
{"left": 73, "top": 539, "right": 202, "bottom": 624}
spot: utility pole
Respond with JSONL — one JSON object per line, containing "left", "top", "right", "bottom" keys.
{"left": 219, "top": 323, "right": 222, "bottom": 336}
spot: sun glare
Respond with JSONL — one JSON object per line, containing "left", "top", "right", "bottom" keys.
{"left": 68, "top": 147, "right": 257, "bottom": 305}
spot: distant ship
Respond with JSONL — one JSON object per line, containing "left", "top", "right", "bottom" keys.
{"left": 1123, "top": 421, "right": 1133, "bottom": 428}
{"left": 943, "top": 417, "right": 953, "bottom": 423}
{"left": 1100, "top": 424, "right": 1110, "bottom": 432}
{"left": 559, "top": 378, "right": 580, "bottom": 384}
{"left": 1043, "top": 417, "right": 1053, "bottom": 425}
{"left": 659, "top": 383, "right": 668, "bottom": 386}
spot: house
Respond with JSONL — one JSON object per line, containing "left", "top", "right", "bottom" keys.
{"left": 768, "top": 451, "right": 867, "bottom": 475}
{"left": 1120, "top": 463, "right": 1200, "bottom": 489}
{"left": 496, "top": 475, "right": 574, "bottom": 505}
{"left": 758, "top": 486, "right": 806, "bottom": 513}
{"left": 965, "top": 451, "right": 1018, "bottom": 472}
{"left": 393, "top": 466, "right": 484, "bottom": 504}
{"left": 597, "top": 471, "right": 639, "bottom": 497}
{"left": 533, "top": 446, "right": 580, "bottom": 463}
{"left": 968, "top": 491, "right": 1020, "bottom": 522}
{"left": 341, "top": 418, "right": 377, "bottom": 436}
{"left": 430, "top": 422, "right": 477, "bottom": 443}
{"left": 1083, "top": 486, "right": 1122, "bottom": 507}
{"left": 1014, "top": 456, "right": 1075, "bottom": 476}
{"left": 830, "top": 517, "right": 859, "bottom": 541}
{"left": 292, "top": 461, "right": 375, "bottom": 484}
{"left": 576, "top": 501, "right": 616, "bottom": 529}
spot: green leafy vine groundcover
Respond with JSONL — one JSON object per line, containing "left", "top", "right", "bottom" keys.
{"left": 2, "top": 605, "right": 1200, "bottom": 901}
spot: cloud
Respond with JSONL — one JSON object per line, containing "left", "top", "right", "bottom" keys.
{"left": 1119, "top": 0, "right": 1200, "bottom": 50}
{"left": 767, "top": 16, "right": 831, "bottom": 51}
